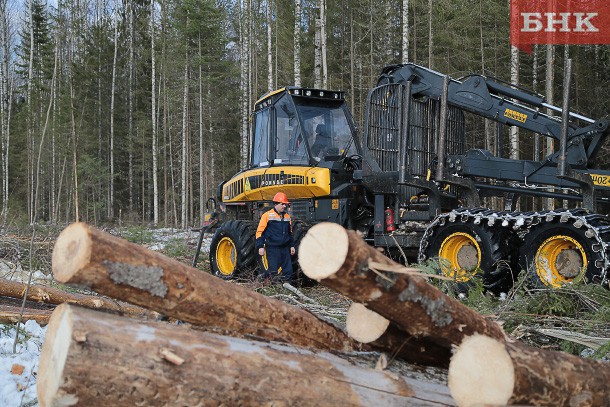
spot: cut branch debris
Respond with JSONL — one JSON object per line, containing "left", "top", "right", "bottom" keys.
{"left": 0, "top": 277, "right": 156, "bottom": 318}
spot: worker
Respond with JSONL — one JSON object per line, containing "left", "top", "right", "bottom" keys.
{"left": 311, "top": 123, "right": 331, "bottom": 158}
{"left": 255, "top": 192, "right": 296, "bottom": 283}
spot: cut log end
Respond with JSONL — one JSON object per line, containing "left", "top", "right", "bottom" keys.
{"left": 346, "top": 303, "right": 389, "bottom": 343}
{"left": 38, "top": 304, "right": 79, "bottom": 407}
{"left": 52, "top": 223, "right": 92, "bottom": 283}
{"left": 298, "top": 222, "right": 349, "bottom": 280}
{"left": 448, "top": 334, "right": 514, "bottom": 407}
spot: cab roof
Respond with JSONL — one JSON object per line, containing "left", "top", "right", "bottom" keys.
{"left": 254, "top": 86, "right": 346, "bottom": 111}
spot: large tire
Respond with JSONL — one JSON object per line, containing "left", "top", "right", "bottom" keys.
{"left": 292, "top": 220, "right": 316, "bottom": 287}
{"left": 422, "top": 220, "right": 515, "bottom": 294}
{"left": 209, "top": 220, "right": 257, "bottom": 279}
{"left": 519, "top": 220, "right": 604, "bottom": 288}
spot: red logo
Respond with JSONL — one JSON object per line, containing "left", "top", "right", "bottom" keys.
{"left": 510, "top": 0, "right": 610, "bottom": 52}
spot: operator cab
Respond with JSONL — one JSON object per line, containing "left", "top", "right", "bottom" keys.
{"left": 251, "top": 87, "right": 359, "bottom": 168}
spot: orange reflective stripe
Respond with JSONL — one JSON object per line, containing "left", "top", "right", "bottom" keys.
{"left": 256, "top": 211, "right": 269, "bottom": 239}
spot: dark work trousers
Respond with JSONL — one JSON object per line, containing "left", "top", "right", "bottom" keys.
{"left": 265, "top": 245, "right": 293, "bottom": 282}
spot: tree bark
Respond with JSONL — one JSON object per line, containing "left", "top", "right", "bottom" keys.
{"left": 299, "top": 223, "right": 505, "bottom": 349}
{"left": 448, "top": 334, "right": 610, "bottom": 407}
{"left": 0, "top": 278, "right": 156, "bottom": 318}
{"left": 293, "top": 0, "right": 301, "bottom": 87}
{"left": 266, "top": 0, "right": 273, "bottom": 91}
{"left": 151, "top": 0, "right": 158, "bottom": 226}
{"left": 51, "top": 222, "right": 359, "bottom": 352}
{"left": 401, "top": 0, "right": 409, "bottom": 63}
{"left": 109, "top": 2, "right": 118, "bottom": 220}
{"left": 38, "top": 304, "right": 456, "bottom": 407}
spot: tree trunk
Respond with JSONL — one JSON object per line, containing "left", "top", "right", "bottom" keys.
{"left": 0, "top": 278, "right": 156, "bottom": 318}
{"left": 151, "top": 0, "right": 158, "bottom": 226}
{"left": 181, "top": 44, "right": 189, "bottom": 229}
{"left": 320, "top": 0, "right": 327, "bottom": 88}
{"left": 545, "top": 44, "right": 555, "bottom": 210}
{"left": 109, "top": 3, "right": 118, "bottom": 220}
{"left": 0, "top": 0, "right": 10, "bottom": 223}
{"left": 293, "top": 0, "right": 301, "bottom": 87}
{"left": 128, "top": 0, "right": 134, "bottom": 213}
{"left": 448, "top": 334, "right": 610, "bottom": 407}
{"left": 428, "top": 0, "right": 433, "bottom": 68}
{"left": 509, "top": 43, "right": 519, "bottom": 161}
{"left": 52, "top": 222, "right": 359, "bottom": 352}
{"left": 401, "top": 0, "right": 409, "bottom": 63}
{"left": 266, "top": 0, "right": 273, "bottom": 91}
{"left": 299, "top": 223, "right": 505, "bottom": 349}
{"left": 346, "top": 303, "right": 450, "bottom": 368}
{"left": 38, "top": 304, "right": 456, "bottom": 407}
{"left": 239, "top": 0, "right": 250, "bottom": 169}
{"left": 314, "top": 1, "right": 322, "bottom": 88}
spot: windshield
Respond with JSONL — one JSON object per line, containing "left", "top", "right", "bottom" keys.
{"left": 275, "top": 95, "right": 309, "bottom": 165}
{"left": 292, "top": 97, "right": 358, "bottom": 160}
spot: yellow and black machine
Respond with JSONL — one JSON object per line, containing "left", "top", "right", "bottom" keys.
{"left": 200, "top": 62, "right": 610, "bottom": 292}
{"left": 203, "top": 86, "right": 364, "bottom": 284}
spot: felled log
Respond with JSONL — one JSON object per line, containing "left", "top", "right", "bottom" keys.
{"left": 299, "top": 222, "right": 505, "bottom": 349}
{"left": 52, "top": 222, "right": 357, "bottom": 352}
{"left": 0, "top": 278, "right": 156, "bottom": 318}
{"left": 0, "top": 304, "right": 52, "bottom": 325}
{"left": 347, "top": 303, "right": 450, "bottom": 368}
{"left": 448, "top": 334, "right": 610, "bottom": 407}
{"left": 38, "top": 304, "right": 456, "bottom": 407}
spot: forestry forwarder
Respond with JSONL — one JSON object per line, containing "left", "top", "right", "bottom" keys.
{"left": 202, "top": 61, "right": 610, "bottom": 292}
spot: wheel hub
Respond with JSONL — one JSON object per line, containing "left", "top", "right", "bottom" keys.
{"left": 535, "top": 235, "right": 586, "bottom": 287}
{"left": 554, "top": 249, "right": 583, "bottom": 278}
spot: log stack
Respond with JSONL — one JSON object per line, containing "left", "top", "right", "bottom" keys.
{"left": 38, "top": 222, "right": 455, "bottom": 407}
{"left": 298, "top": 222, "right": 610, "bottom": 407}
{"left": 33, "top": 221, "right": 610, "bottom": 406}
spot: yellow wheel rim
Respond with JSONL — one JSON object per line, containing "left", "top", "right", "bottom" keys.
{"left": 216, "top": 237, "right": 237, "bottom": 276}
{"left": 534, "top": 235, "right": 586, "bottom": 288}
{"left": 438, "top": 232, "right": 481, "bottom": 282}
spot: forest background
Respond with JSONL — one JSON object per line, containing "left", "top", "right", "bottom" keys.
{"left": 1, "top": 0, "right": 609, "bottom": 229}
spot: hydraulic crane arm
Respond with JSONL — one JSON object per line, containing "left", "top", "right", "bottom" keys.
{"left": 378, "top": 63, "right": 609, "bottom": 163}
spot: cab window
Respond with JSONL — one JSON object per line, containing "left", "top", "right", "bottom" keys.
{"left": 252, "top": 108, "right": 271, "bottom": 166}
{"left": 274, "top": 96, "right": 308, "bottom": 165}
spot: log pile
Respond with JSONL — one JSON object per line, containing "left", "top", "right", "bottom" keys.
{"left": 299, "top": 222, "right": 610, "bottom": 407}
{"left": 38, "top": 222, "right": 455, "bottom": 407}
{"left": 32, "top": 221, "right": 610, "bottom": 406}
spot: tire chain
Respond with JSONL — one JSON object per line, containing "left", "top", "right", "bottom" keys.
{"left": 418, "top": 207, "right": 610, "bottom": 286}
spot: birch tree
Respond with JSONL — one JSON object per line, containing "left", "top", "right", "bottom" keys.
{"left": 181, "top": 45, "right": 189, "bottom": 228}
{"left": 266, "top": 0, "right": 272, "bottom": 91}
{"left": 151, "top": 0, "right": 158, "bottom": 225}
{"left": 293, "top": 0, "right": 300, "bottom": 86}
{"left": 0, "top": 0, "right": 10, "bottom": 220}
{"left": 109, "top": 2, "right": 118, "bottom": 219}
{"left": 239, "top": 0, "right": 250, "bottom": 168}
{"left": 401, "top": 0, "right": 409, "bottom": 63}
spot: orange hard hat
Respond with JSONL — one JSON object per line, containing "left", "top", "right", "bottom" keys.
{"left": 273, "top": 192, "right": 290, "bottom": 204}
